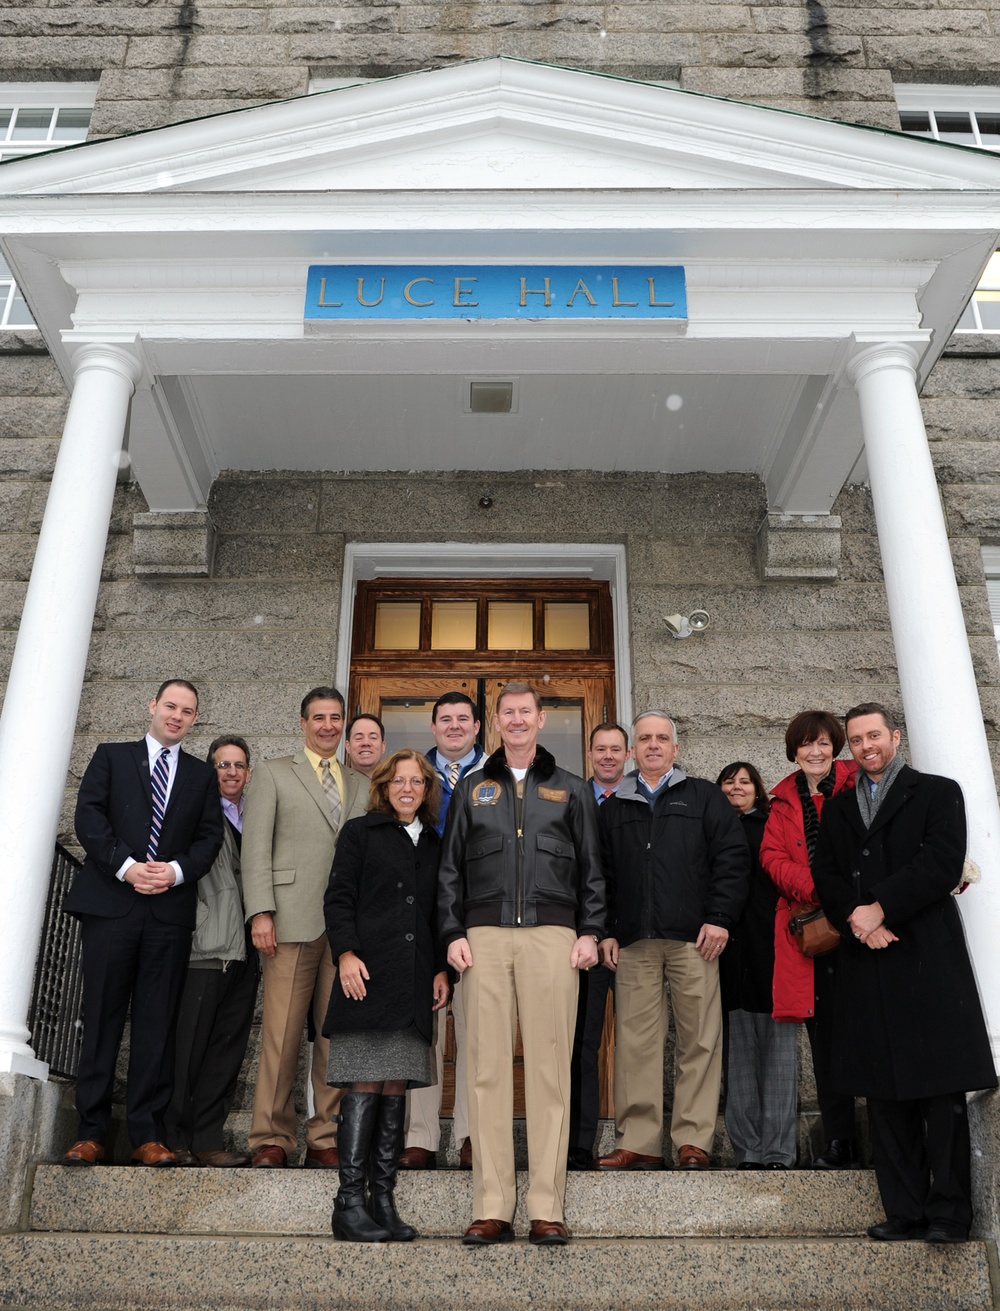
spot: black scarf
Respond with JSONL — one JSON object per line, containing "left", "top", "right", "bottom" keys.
{"left": 795, "top": 767, "right": 836, "bottom": 872}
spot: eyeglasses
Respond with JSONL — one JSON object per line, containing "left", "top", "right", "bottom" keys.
{"left": 215, "top": 761, "right": 248, "bottom": 771}
{"left": 389, "top": 777, "right": 427, "bottom": 788}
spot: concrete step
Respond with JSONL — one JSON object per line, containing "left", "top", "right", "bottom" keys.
{"left": 0, "top": 1231, "right": 992, "bottom": 1311}
{"left": 30, "top": 1163, "right": 882, "bottom": 1238}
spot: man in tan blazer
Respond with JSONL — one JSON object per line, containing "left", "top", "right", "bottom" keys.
{"left": 242, "top": 686, "right": 369, "bottom": 1167}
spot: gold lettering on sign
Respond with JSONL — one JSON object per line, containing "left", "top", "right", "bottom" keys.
{"left": 611, "top": 277, "right": 637, "bottom": 308}
{"left": 566, "top": 279, "right": 597, "bottom": 308}
{"left": 647, "top": 278, "right": 674, "bottom": 308}
{"left": 520, "top": 277, "right": 552, "bottom": 308}
{"left": 357, "top": 277, "right": 386, "bottom": 307}
{"left": 453, "top": 277, "right": 479, "bottom": 308}
{"left": 403, "top": 277, "right": 435, "bottom": 307}
{"left": 317, "top": 278, "right": 343, "bottom": 308}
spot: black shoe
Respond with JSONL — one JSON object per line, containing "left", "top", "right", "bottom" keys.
{"left": 868, "top": 1217, "right": 925, "bottom": 1241}
{"left": 812, "top": 1139, "right": 860, "bottom": 1169}
{"left": 366, "top": 1094, "right": 417, "bottom": 1242}
{"left": 924, "top": 1220, "right": 969, "bottom": 1244}
{"left": 737, "top": 1161, "right": 765, "bottom": 1170}
{"left": 763, "top": 1163, "right": 789, "bottom": 1170}
{"left": 331, "top": 1092, "right": 391, "bottom": 1243}
{"left": 567, "top": 1148, "right": 594, "bottom": 1171}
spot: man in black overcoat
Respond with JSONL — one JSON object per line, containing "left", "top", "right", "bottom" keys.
{"left": 813, "top": 702, "right": 997, "bottom": 1244}
{"left": 62, "top": 679, "right": 223, "bottom": 1166}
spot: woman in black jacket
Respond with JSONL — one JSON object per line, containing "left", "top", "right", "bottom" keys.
{"left": 323, "top": 750, "right": 449, "bottom": 1242}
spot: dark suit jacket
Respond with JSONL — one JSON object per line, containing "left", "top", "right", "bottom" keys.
{"left": 814, "top": 764, "right": 997, "bottom": 1100}
{"left": 67, "top": 740, "right": 223, "bottom": 929}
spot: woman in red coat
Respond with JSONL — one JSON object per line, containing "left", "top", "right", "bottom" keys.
{"left": 759, "top": 710, "right": 858, "bottom": 1169}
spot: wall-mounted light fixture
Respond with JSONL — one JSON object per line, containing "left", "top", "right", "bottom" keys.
{"left": 663, "top": 610, "right": 711, "bottom": 639}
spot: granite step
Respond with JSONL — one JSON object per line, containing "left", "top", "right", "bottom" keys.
{"left": 0, "top": 1231, "right": 993, "bottom": 1311}
{"left": 29, "top": 1164, "right": 883, "bottom": 1238}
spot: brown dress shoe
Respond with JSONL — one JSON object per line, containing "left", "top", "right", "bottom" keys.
{"left": 677, "top": 1144, "right": 710, "bottom": 1170}
{"left": 196, "top": 1149, "right": 252, "bottom": 1168}
{"left": 595, "top": 1148, "right": 662, "bottom": 1171}
{"left": 130, "top": 1142, "right": 177, "bottom": 1167}
{"left": 458, "top": 1137, "right": 472, "bottom": 1170}
{"left": 462, "top": 1219, "right": 515, "bottom": 1246}
{"left": 304, "top": 1146, "right": 339, "bottom": 1168}
{"left": 171, "top": 1148, "right": 199, "bottom": 1167}
{"left": 529, "top": 1219, "right": 569, "bottom": 1246}
{"left": 250, "top": 1145, "right": 288, "bottom": 1168}
{"left": 398, "top": 1146, "right": 437, "bottom": 1169}
{"left": 62, "top": 1140, "right": 104, "bottom": 1166}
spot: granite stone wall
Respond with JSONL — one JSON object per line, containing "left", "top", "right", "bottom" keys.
{"left": 4, "top": 0, "right": 1000, "bottom": 136}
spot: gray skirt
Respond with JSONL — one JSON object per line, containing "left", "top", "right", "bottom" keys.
{"left": 327, "top": 1024, "right": 432, "bottom": 1089}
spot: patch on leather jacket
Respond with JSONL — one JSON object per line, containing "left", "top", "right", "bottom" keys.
{"left": 471, "top": 780, "right": 503, "bottom": 805}
{"left": 537, "top": 787, "right": 569, "bottom": 803}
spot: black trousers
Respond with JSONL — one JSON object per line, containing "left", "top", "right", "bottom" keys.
{"left": 76, "top": 902, "right": 192, "bottom": 1148}
{"left": 866, "top": 1092, "right": 973, "bottom": 1230}
{"left": 164, "top": 933, "right": 260, "bottom": 1152}
{"left": 569, "top": 964, "right": 613, "bottom": 1155}
{"left": 805, "top": 952, "right": 858, "bottom": 1143}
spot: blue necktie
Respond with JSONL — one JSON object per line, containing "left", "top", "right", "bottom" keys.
{"left": 147, "top": 748, "right": 170, "bottom": 860}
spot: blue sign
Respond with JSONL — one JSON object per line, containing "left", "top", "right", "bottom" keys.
{"left": 304, "top": 264, "right": 686, "bottom": 321}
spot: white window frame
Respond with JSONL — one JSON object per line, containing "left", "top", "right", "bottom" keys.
{"left": 981, "top": 546, "right": 1000, "bottom": 657}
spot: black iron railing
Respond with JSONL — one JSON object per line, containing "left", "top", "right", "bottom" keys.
{"left": 28, "top": 844, "right": 84, "bottom": 1078}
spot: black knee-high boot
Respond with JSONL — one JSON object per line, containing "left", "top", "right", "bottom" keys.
{"left": 331, "top": 1092, "right": 391, "bottom": 1242}
{"left": 368, "top": 1094, "right": 417, "bottom": 1241}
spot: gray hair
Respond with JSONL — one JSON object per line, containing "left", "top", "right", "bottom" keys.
{"left": 631, "top": 710, "right": 677, "bottom": 743}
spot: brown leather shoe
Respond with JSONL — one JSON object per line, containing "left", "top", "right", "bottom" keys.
{"left": 304, "top": 1146, "right": 339, "bottom": 1168}
{"left": 130, "top": 1142, "right": 176, "bottom": 1167}
{"left": 196, "top": 1149, "right": 252, "bottom": 1168}
{"left": 171, "top": 1148, "right": 199, "bottom": 1168}
{"left": 458, "top": 1137, "right": 472, "bottom": 1170}
{"left": 398, "top": 1146, "right": 437, "bottom": 1169}
{"left": 62, "top": 1140, "right": 104, "bottom": 1166}
{"left": 250, "top": 1145, "right": 288, "bottom": 1168}
{"left": 462, "top": 1219, "right": 515, "bottom": 1246}
{"left": 677, "top": 1144, "right": 710, "bottom": 1170}
{"left": 529, "top": 1219, "right": 570, "bottom": 1246}
{"left": 595, "top": 1148, "right": 662, "bottom": 1171}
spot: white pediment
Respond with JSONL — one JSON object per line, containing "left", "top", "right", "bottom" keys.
{"left": 3, "top": 57, "right": 1000, "bottom": 196}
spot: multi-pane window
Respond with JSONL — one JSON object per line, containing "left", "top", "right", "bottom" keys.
{"left": 0, "top": 84, "right": 96, "bottom": 329}
{"left": 981, "top": 548, "right": 1000, "bottom": 658}
{"left": 896, "top": 86, "right": 1000, "bottom": 333}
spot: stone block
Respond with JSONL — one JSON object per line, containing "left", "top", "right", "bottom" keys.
{"left": 396, "top": 4, "right": 601, "bottom": 33}
{"left": 495, "top": 29, "right": 704, "bottom": 64}
{"left": 839, "top": 532, "right": 884, "bottom": 583}
{"left": 628, "top": 534, "right": 759, "bottom": 585}
{"left": 0, "top": 533, "right": 39, "bottom": 582}
{"left": 133, "top": 510, "right": 216, "bottom": 577}
{"left": 0, "top": 356, "right": 65, "bottom": 398}
{"left": 831, "top": 483, "right": 877, "bottom": 533}
{"left": 93, "top": 577, "right": 339, "bottom": 631}
{"left": 0, "top": 484, "right": 32, "bottom": 532}
{"left": 0, "top": 1073, "right": 40, "bottom": 1230}
{"left": 679, "top": 65, "right": 894, "bottom": 100}
{"left": 632, "top": 578, "right": 891, "bottom": 633}
{"left": 931, "top": 440, "right": 1000, "bottom": 484}
{"left": 122, "top": 33, "right": 292, "bottom": 65}
{"left": 0, "top": 328, "right": 46, "bottom": 354}
{"left": 0, "top": 33, "right": 128, "bottom": 66}
{"left": 645, "top": 629, "right": 900, "bottom": 686}
{"left": 606, "top": 5, "right": 753, "bottom": 33}
{"left": 921, "top": 397, "right": 1000, "bottom": 442}
{"left": 862, "top": 35, "right": 1000, "bottom": 73}
{"left": 941, "top": 334, "right": 1000, "bottom": 357}
{"left": 286, "top": 31, "right": 492, "bottom": 61}
{"left": 209, "top": 477, "right": 322, "bottom": 533}
{"left": 950, "top": 537, "right": 989, "bottom": 586}
{"left": 701, "top": 32, "right": 864, "bottom": 66}
{"left": 756, "top": 513, "right": 842, "bottom": 580}
{"left": 0, "top": 396, "right": 68, "bottom": 441}
{"left": 753, "top": 6, "right": 989, "bottom": 35}
{"left": 269, "top": 5, "right": 397, "bottom": 32}
{"left": 212, "top": 532, "right": 345, "bottom": 580}
{"left": 0, "top": 5, "right": 267, "bottom": 34}
{"left": 85, "top": 628, "right": 336, "bottom": 682}
{"left": 944, "top": 485, "right": 1000, "bottom": 538}
{"left": 923, "top": 357, "right": 1000, "bottom": 400}
{"left": 0, "top": 439, "right": 59, "bottom": 481}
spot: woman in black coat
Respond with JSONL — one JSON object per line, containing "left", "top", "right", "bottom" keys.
{"left": 716, "top": 762, "right": 797, "bottom": 1170}
{"left": 323, "top": 750, "right": 448, "bottom": 1243}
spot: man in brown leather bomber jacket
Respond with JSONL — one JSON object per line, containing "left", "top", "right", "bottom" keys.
{"left": 437, "top": 682, "right": 605, "bottom": 1247}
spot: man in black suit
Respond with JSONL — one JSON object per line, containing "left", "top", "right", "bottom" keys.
{"left": 814, "top": 702, "right": 997, "bottom": 1244}
{"left": 63, "top": 679, "right": 223, "bottom": 1166}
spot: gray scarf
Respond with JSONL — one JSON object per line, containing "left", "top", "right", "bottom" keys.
{"left": 856, "top": 751, "right": 905, "bottom": 829}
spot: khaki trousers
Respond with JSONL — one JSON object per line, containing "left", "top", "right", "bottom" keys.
{"left": 613, "top": 937, "right": 722, "bottom": 1158}
{"left": 249, "top": 935, "right": 342, "bottom": 1154}
{"left": 464, "top": 925, "right": 578, "bottom": 1223}
{"left": 404, "top": 975, "right": 468, "bottom": 1151}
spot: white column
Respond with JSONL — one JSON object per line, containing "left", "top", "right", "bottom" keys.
{"left": 0, "top": 343, "right": 142, "bottom": 1078}
{"left": 848, "top": 340, "right": 1000, "bottom": 1059}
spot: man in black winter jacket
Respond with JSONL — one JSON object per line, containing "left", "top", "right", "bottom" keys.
{"left": 438, "top": 681, "right": 605, "bottom": 1247}
{"left": 596, "top": 710, "right": 748, "bottom": 1172}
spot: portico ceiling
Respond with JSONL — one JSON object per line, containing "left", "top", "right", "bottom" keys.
{"left": 2, "top": 58, "right": 1000, "bottom": 513}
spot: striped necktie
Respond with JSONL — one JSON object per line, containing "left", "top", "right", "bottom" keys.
{"left": 320, "top": 759, "right": 342, "bottom": 827}
{"left": 147, "top": 747, "right": 170, "bottom": 860}
{"left": 447, "top": 761, "right": 461, "bottom": 789}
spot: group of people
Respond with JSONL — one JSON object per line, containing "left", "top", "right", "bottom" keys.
{"left": 60, "top": 677, "right": 996, "bottom": 1249}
